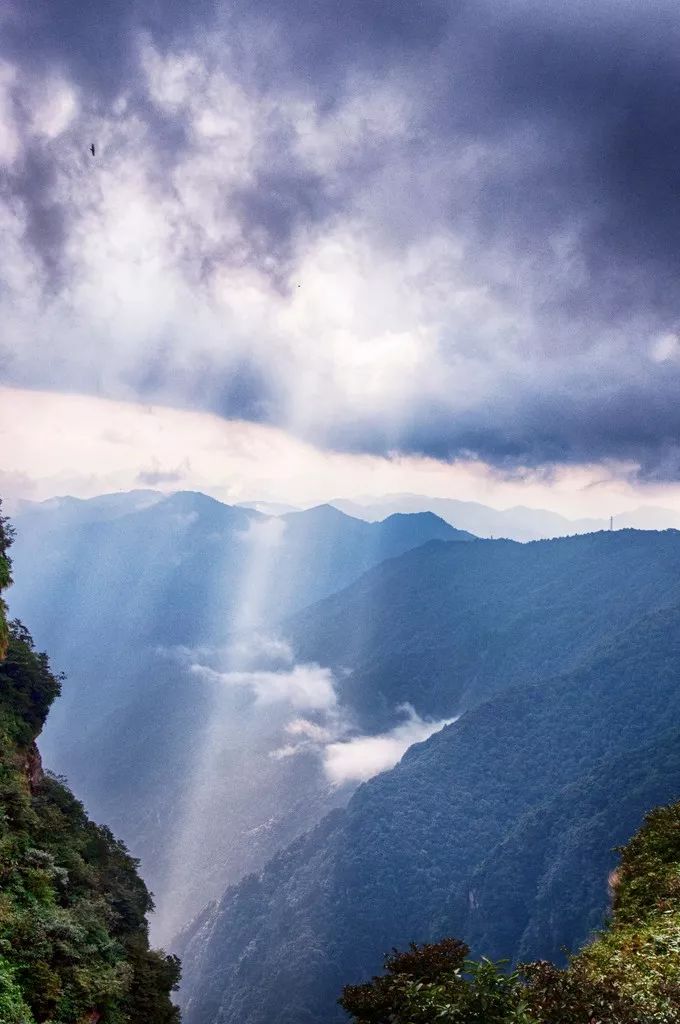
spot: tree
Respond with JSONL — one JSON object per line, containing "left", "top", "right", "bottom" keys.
{"left": 339, "top": 939, "right": 535, "bottom": 1024}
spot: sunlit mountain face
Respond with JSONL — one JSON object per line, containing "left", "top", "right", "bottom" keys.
{"left": 4, "top": 2, "right": 680, "bottom": 1022}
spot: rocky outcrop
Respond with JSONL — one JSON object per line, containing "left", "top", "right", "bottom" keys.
{"left": 24, "top": 741, "right": 43, "bottom": 793}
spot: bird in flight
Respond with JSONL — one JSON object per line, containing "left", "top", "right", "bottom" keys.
{"left": 90, "top": 143, "right": 95, "bottom": 157}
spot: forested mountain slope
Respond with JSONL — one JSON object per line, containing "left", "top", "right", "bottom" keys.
{"left": 178, "top": 601, "right": 680, "bottom": 1024}
{"left": 288, "top": 528, "right": 680, "bottom": 726}
{"left": 0, "top": 505, "right": 179, "bottom": 1024}
{"left": 338, "top": 798, "right": 680, "bottom": 1023}
{"left": 462, "top": 727, "right": 680, "bottom": 964}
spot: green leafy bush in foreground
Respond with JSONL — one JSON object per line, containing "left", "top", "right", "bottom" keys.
{"left": 0, "top": 502, "right": 180, "bottom": 1022}
{"left": 340, "top": 801, "right": 680, "bottom": 1023}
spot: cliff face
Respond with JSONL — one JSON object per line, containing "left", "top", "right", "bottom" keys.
{"left": 0, "top": 505, "right": 181, "bottom": 1024}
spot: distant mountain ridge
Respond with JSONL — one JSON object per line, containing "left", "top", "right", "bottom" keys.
{"left": 330, "top": 492, "right": 680, "bottom": 540}
{"left": 20, "top": 487, "right": 680, "bottom": 540}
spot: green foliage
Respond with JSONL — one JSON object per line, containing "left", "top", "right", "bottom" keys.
{"left": 0, "top": 498, "right": 14, "bottom": 661}
{"left": 340, "top": 941, "right": 536, "bottom": 1024}
{"left": 341, "top": 802, "right": 680, "bottom": 1024}
{"left": 0, "top": 621, "right": 62, "bottom": 744}
{"left": 0, "top": 526, "right": 181, "bottom": 1024}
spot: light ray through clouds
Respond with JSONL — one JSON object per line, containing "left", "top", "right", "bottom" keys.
{"left": 155, "top": 506, "right": 296, "bottom": 941}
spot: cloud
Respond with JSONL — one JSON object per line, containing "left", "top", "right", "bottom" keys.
{"left": 270, "top": 703, "right": 456, "bottom": 786}
{"left": 11, "top": 385, "right": 680, "bottom": 520}
{"left": 158, "top": 633, "right": 294, "bottom": 672}
{"left": 237, "top": 515, "right": 287, "bottom": 548}
{"left": 6, "top": 2, "right": 680, "bottom": 476}
{"left": 176, "top": 635, "right": 452, "bottom": 783}
{"left": 322, "top": 704, "right": 456, "bottom": 785}
{"left": 190, "top": 661, "right": 337, "bottom": 710}
{"left": 135, "top": 457, "right": 192, "bottom": 486}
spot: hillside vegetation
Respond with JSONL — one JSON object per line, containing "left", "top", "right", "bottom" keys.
{"left": 0, "top": 503, "right": 180, "bottom": 1023}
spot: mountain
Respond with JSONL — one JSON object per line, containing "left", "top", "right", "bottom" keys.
{"left": 338, "top": 797, "right": 680, "bottom": 1023}
{"left": 9, "top": 493, "right": 472, "bottom": 661}
{"left": 14, "top": 488, "right": 166, "bottom": 526}
{"left": 176, "top": 600, "right": 680, "bottom": 1024}
{"left": 286, "top": 528, "right": 680, "bottom": 727}
{"left": 463, "top": 727, "right": 680, "bottom": 964}
{"left": 6, "top": 491, "right": 469, "bottom": 940}
{"left": 331, "top": 493, "right": 680, "bottom": 540}
{"left": 0, "top": 505, "right": 179, "bottom": 1024}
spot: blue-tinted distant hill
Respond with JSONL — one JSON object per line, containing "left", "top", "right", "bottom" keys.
{"left": 10, "top": 491, "right": 472, "bottom": 660}
{"left": 331, "top": 492, "right": 680, "bottom": 540}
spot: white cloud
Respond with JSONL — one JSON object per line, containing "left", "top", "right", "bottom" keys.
{"left": 157, "top": 633, "right": 293, "bottom": 670}
{"left": 237, "top": 515, "right": 287, "bottom": 548}
{"left": 270, "top": 703, "right": 457, "bottom": 785}
{"left": 322, "top": 705, "right": 456, "bottom": 785}
{"left": 226, "top": 633, "right": 294, "bottom": 668}
{"left": 29, "top": 77, "right": 78, "bottom": 140}
{"left": 286, "top": 717, "right": 336, "bottom": 742}
{"left": 190, "top": 661, "right": 338, "bottom": 710}
{"left": 650, "top": 332, "right": 680, "bottom": 364}
{"left": 0, "top": 39, "right": 620, "bottom": 471}
{"left": 3, "top": 20, "right": 680, "bottom": 486}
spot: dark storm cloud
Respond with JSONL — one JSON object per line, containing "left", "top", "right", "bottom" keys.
{"left": 5, "top": 0, "right": 680, "bottom": 476}
{"left": 317, "top": 374, "right": 680, "bottom": 480}
{"left": 4, "top": 147, "right": 67, "bottom": 289}
{"left": 9, "top": 0, "right": 680, "bottom": 302}
{"left": 2, "top": 0, "right": 216, "bottom": 98}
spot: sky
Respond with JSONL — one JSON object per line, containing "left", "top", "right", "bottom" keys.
{"left": 3, "top": 0, "right": 680, "bottom": 516}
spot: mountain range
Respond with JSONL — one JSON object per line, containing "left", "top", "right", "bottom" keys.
{"left": 7, "top": 490, "right": 471, "bottom": 939}
{"left": 329, "top": 493, "right": 680, "bottom": 541}
{"left": 9, "top": 488, "right": 680, "bottom": 1018}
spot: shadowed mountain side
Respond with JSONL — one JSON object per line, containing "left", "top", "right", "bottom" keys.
{"left": 286, "top": 528, "right": 680, "bottom": 728}
{"left": 177, "top": 602, "right": 680, "bottom": 1024}
{"left": 461, "top": 728, "right": 680, "bottom": 964}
